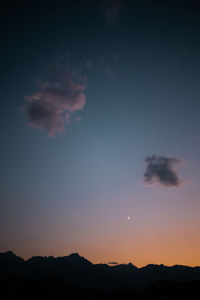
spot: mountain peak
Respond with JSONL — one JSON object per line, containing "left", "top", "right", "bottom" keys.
{"left": 0, "top": 251, "right": 15, "bottom": 257}
{"left": 127, "top": 262, "right": 137, "bottom": 269}
{"left": 66, "top": 253, "right": 92, "bottom": 265}
{"left": 68, "top": 252, "right": 81, "bottom": 258}
{"left": 0, "top": 251, "right": 24, "bottom": 266}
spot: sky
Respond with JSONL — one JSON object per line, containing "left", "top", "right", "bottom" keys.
{"left": 1, "top": 0, "right": 200, "bottom": 267}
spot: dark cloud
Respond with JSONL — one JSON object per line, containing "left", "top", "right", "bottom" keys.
{"left": 104, "top": 0, "right": 122, "bottom": 24}
{"left": 144, "top": 155, "right": 183, "bottom": 187}
{"left": 108, "top": 261, "right": 119, "bottom": 265}
{"left": 24, "top": 62, "right": 87, "bottom": 137}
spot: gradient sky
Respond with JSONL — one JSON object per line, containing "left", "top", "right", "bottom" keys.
{"left": 1, "top": 0, "right": 200, "bottom": 267}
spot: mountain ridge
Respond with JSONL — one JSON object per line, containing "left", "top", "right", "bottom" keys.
{"left": 2, "top": 250, "right": 200, "bottom": 268}
{"left": 1, "top": 251, "right": 200, "bottom": 291}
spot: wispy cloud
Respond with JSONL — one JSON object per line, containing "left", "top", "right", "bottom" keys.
{"left": 23, "top": 61, "right": 87, "bottom": 137}
{"left": 144, "top": 155, "right": 183, "bottom": 187}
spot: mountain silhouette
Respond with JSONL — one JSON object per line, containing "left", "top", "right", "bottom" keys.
{"left": 0, "top": 251, "right": 25, "bottom": 277}
{"left": 1, "top": 251, "right": 200, "bottom": 292}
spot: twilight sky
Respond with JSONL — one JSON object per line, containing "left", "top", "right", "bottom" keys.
{"left": 1, "top": 0, "right": 200, "bottom": 267}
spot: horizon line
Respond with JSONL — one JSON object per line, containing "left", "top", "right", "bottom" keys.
{"left": 1, "top": 250, "right": 200, "bottom": 269}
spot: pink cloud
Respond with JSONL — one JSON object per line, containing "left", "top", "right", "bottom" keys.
{"left": 144, "top": 155, "right": 184, "bottom": 187}
{"left": 24, "top": 63, "right": 86, "bottom": 137}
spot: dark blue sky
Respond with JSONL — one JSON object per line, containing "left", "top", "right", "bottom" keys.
{"left": 1, "top": 0, "right": 200, "bottom": 266}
